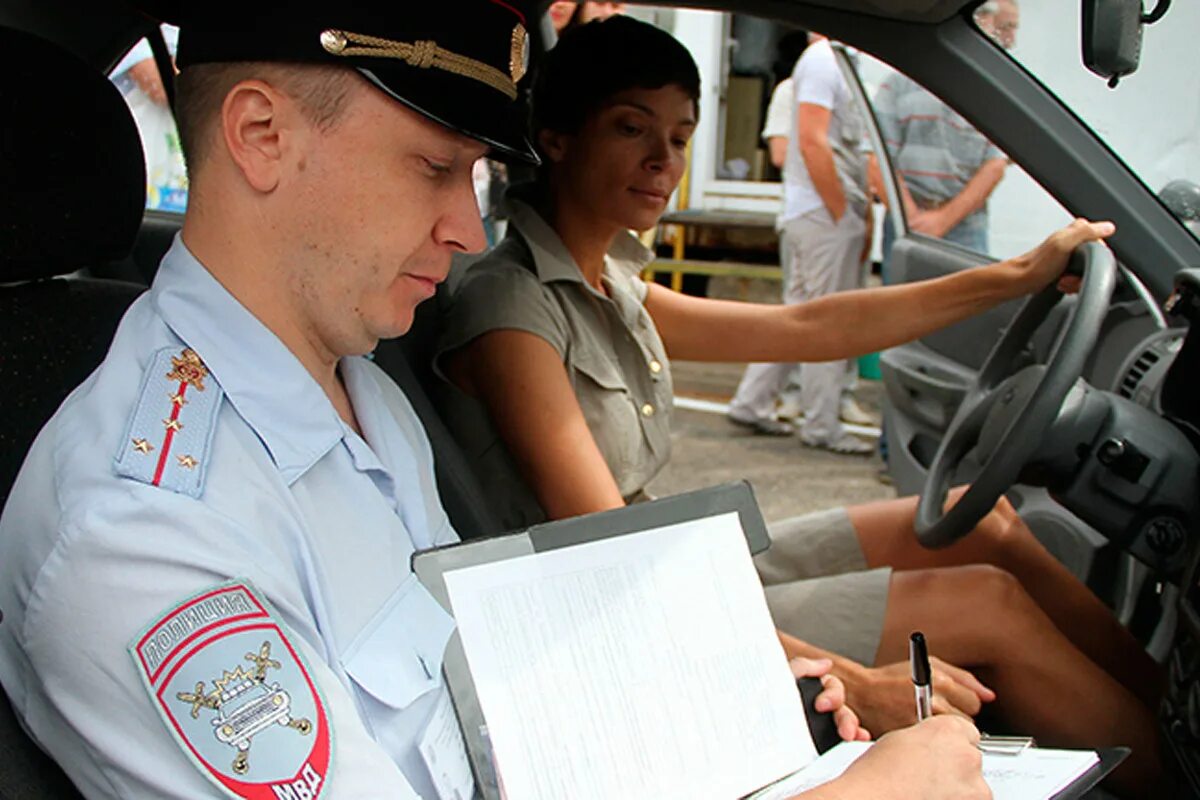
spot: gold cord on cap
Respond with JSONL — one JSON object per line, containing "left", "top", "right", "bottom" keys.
{"left": 320, "top": 28, "right": 518, "bottom": 100}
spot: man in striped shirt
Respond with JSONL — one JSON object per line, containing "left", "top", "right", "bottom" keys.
{"left": 872, "top": 0, "right": 1019, "bottom": 253}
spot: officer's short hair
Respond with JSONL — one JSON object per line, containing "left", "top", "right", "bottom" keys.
{"left": 532, "top": 15, "right": 700, "bottom": 141}
{"left": 175, "top": 62, "right": 357, "bottom": 173}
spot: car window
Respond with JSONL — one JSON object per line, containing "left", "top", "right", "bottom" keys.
{"left": 997, "top": 0, "right": 1200, "bottom": 246}
{"left": 108, "top": 25, "right": 188, "bottom": 215}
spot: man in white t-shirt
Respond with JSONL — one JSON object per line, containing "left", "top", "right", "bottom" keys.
{"left": 730, "top": 35, "right": 873, "bottom": 454}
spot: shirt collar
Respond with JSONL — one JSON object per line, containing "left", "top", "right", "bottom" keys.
{"left": 504, "top": 190, "right": 654, "bottom": 287}
{"left": 151, "top": 235, "right": 346, "bottom": 485}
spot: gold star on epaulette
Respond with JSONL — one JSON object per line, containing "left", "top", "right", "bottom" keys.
{"left": 132, "top": 438, "right": 154, "bottom": 454}
{"left": 177, "top": 455, "right": 199, "bottom": 470}
{"left": 163, "top": 418, "right": 183, "bottom": 432}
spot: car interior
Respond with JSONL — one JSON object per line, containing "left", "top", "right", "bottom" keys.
{"left": 2, "top": 0, "right": 1200, "bottom": 797}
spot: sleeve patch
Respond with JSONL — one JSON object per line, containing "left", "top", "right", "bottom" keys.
{"left": 129, "top": 581, "right": 333, "bottom": 799}
{"left": 114, "top": 346, "right": 224, "bottom": 498}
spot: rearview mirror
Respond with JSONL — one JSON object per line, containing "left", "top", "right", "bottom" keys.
{"left": 1082, "top": 0, "right": 1143, "bottom": 84}
{"left": 1082, "top": 0, "right": 1171, "bottom": 87}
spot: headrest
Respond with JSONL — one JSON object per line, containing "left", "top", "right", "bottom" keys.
{"left": 0, "top": 26, "right": 146, "bottom": 282}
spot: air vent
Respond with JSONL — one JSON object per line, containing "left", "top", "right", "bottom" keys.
{"left": 1119, "top": 349, "right": 1161, "bottom": 399}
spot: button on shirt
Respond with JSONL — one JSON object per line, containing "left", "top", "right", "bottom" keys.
{"left": 435, "top": 196, "right": 674, "bottom": 532}
{"left": 0, "top": 236, "right": 462, "bottom": 799}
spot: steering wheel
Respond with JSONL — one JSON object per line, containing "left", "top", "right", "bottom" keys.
{"left": 914, "top": 241, "right": 1117, "bottom": 548}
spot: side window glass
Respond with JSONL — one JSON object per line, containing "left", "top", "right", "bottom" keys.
{"left": 855, "top": 53, "right": 1072, "bottom": 261}
{"left": 108, "top": 25, "right": 188, "bottom": 214}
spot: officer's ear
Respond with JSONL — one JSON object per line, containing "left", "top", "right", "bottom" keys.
{"left": 537, "top": 127, "right": 571, "bottom": 165}
{"left": 219, "top": 79, "right": 291, "bottom": 193}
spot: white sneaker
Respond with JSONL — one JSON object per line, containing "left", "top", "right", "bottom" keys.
{"left": 776, "top": 396, "right": 805, "bottom": 422}
{"left": 840, "top": 396, "right": 878, "bottom": 426}
{"left": 800, "top": 431, "right": 875, "bottom": 456}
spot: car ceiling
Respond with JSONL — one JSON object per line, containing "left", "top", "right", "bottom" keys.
{"left": 1, "top": 0, "right": 974, "bottom": 72}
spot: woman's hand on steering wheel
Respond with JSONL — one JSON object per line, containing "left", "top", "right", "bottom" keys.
{"left": 1007, "top": 218, "right": 1116, "bottom": 296}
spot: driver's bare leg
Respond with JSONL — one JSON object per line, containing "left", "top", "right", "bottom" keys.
{"left": 848, "top": 491, "right": 1164, "bottom": 708}
{"left": 877, "top": 565, "right": 1166, "bottom": 798}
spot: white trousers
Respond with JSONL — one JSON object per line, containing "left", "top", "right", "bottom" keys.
{"left": 729, "top": 207, "right": 866, "bottom": 443}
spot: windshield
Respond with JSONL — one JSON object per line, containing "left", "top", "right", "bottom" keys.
{"left": 1000, "top": 0, "right": 1200, "bottom": 245}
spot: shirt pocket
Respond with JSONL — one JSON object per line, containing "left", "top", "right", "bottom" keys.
{"left": 340, "top": 573, "right": 456, "bottom": 711}
{"left": 570, "top": 345, "right": 644, "bottom": 490}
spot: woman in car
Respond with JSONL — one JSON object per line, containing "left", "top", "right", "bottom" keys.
{"left": 434, "top": 16, "right": 1163, "bottom": 789}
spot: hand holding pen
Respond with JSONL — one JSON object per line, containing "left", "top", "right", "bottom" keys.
{"left": 910, "top": 631, "right": 1033, "bottom": 755}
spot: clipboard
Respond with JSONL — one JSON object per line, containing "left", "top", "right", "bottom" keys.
{"left": 413, "top": 481, "right": 770, "bottom": 800}
{"left": 1051, "top": 746, "right": 1129, "bottom": 799}
{"left": 413, "top": 481, "right": 1129, "bottom": 800}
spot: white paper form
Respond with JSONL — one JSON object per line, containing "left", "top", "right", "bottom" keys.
{"left": 443, "top": 512, "right": 816, "bottom": 800}
{"left": 749, "top": 740, "right": 1101, "bottom": 800}
{"left": 983, "top": 747, "right": 1100, "bottom": 799}
{"left": 418, "top": 691, "right": 476, "bottom": 800}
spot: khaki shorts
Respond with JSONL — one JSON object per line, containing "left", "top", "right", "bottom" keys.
{"left": 756, "top": 507, "right": 891, "bottom": 667}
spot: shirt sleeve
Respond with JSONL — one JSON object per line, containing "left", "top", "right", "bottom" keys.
{"left": 436, "top": 255, "right": 570, "bottom": 365}
{"left": 760, "top": 79, "right": 794, "bottom": 141}
{"left": 983, "top": 138, "right": 1006, "bottom": 163}
{"left": 793, "top": 43, "right": 841, "bottom": 111}
{"left": 14, "top": 497, "right": 423, "bottom": 800}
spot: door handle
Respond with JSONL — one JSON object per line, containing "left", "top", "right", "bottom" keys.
{"left": 881, "top": 353, "right": 969, "bottom": 430}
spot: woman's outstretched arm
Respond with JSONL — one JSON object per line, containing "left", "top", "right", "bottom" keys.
{"left": 645, "top": 218, "right": 1112, "bottom": 363}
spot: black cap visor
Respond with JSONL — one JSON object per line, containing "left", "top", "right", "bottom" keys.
{"left": 356, "top": 66, "right": 536, "bottom": 166}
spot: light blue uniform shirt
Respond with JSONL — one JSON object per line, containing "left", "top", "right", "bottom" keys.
{"left": 0, "top": 236, "right": 464, "bottom": 799}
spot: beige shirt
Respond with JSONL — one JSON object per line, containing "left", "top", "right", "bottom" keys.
{"left": 434, "top": 197, "right": 673, "bottom": 531}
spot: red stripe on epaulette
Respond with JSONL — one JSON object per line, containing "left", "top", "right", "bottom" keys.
{"left": 152, "top": 381, "right": 189, "bottom": 486}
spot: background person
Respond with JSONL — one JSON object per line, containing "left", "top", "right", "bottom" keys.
{"left": 727, "top": 34, "right": 874, "bottom": 453}
{"left": 434, "top": 18, "right": 1165, "bottom": 792}
{"left": 871, "top": 0, "right": 1019, "bottom": 258}
{"left": 762, "top": 76, "right": 794, "bottom": 170}
{"left": 109, "top": 24, "right": 188, "bottom": 212}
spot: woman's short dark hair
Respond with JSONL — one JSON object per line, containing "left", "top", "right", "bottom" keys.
{"left": 531, "top": 15, "right": 701, "bottom": 137}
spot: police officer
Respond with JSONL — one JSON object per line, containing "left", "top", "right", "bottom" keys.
{"left": 0, "top": 2, "right": 987, "bottom": 798}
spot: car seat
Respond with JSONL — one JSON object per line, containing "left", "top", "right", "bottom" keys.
{"left": 372, "top": 295, "right": 504, "bottom": 540}
{"left": 0, "top": 24, "right": 148, "bottom": 799}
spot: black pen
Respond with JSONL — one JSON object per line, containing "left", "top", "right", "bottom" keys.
{"left": 909, "top": 631, "right": 933, "bottom": 722}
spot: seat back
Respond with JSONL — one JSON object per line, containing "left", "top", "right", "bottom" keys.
{"left": 0, "top": 24, "right": 148, "bottom": 798}
{"left": 372, "top": 292, "right": 504, "bottom": 540}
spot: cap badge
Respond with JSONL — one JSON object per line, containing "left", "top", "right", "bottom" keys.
{"left": 319, "top": 28, "right": 518, "bottom": 100}
{"left": 510, "top": 24, "right": 528, "bottom": 83}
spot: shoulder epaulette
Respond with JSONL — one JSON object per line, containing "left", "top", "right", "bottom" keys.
{"left": 114, "top": 347, "right": 224, "bottom": 498}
